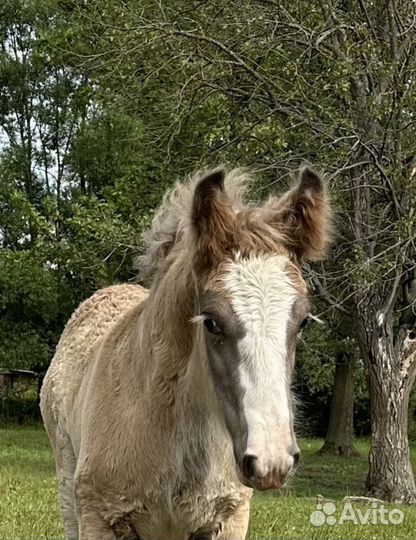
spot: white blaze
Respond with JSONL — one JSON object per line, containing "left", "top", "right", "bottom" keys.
{"left": 224, "top": 254, "right": 297, "bottom": 473}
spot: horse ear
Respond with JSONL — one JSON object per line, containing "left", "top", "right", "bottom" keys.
{"left": 191, "top": 168, "right": 235, "bottom": 270}
{"left": 266, "top": 167, "right": 332, "bottom": 262}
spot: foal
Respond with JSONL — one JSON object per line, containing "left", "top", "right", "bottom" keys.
{"left": 41, "top": 166, "right": 331, "bottom": 539}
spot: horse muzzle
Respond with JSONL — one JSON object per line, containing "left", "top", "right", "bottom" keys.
{"left": 239, "top": 451, "right": 300, "bottom": 490}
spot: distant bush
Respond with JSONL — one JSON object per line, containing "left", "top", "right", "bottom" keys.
{"left": 0, "top": 374, "right": 41, "bottom": 425}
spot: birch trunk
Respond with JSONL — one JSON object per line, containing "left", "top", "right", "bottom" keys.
{"left": 359, "top": 314, "right": 416, "bottom": 502}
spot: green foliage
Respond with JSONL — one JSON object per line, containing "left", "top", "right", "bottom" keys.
{"left": 0, "top": 249, "right": 62, "bottom": 370}
{"left": 0, "top": 385, "right": 40, "bottom": 424}
{"left": 296, "top": 320, "right": 370, "bottom": 436}
{"left": 0, "top": 0, "right": 172, "bottom": 375}
{"left": 298, "top": 323, "right": 338, "bottom": 396}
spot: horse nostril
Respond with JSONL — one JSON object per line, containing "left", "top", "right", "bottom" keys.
{"left": 292, "top": 451, "right": 300, "bottom": 468}
{"left": 241, "top": 454, "right": 257, "bottom": 479}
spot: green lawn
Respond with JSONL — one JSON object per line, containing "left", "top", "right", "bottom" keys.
{"left": 1, "top": 428, "right": 416, "bottom": 539}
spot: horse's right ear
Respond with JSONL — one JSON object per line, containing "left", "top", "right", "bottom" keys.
{"left": 191, "top": 169, "right": 235, "bottom": 271}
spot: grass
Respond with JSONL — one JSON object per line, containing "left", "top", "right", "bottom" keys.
{"left": 1, "top": 428, "right": 416, "bottom": 539}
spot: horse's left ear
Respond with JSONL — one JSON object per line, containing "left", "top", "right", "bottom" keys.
{"left": 266, "top": 167, "right": 332, "bottom": 262}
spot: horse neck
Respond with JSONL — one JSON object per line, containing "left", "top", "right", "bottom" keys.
{"left": 136, "top": 252, "right": 229, "bottom": 444}
{"left": 135, "top": 251, "right": 200, "bottom": 402}
{"left": 141, "top": 253, "right": 196, "bottom": 367}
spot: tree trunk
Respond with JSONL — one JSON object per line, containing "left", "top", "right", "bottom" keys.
{"left": 319, "top": 350, "right": 359, "bottom": 456}
{"left": 360, "top": 317, "right": 416, "bottom": 503}
{"left": 367, "top": 369, "right": 415, "bottom": 502}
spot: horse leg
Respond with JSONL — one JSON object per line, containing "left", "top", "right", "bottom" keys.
{"left": 218, "top": 497, "right": 250, "bottom": 540}
{"left": 54, "top": 429, "right": 79, "bottom": 540}
{"left": 189, "top": 497, "right": 251, "bottom": 540}
{"left": 74, "top": 470, "right": 116, "bottom": 540}
{"left": 76, "top": 507, "right": 116, "bottom": 540}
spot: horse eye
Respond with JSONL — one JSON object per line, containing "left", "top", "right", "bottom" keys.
{"left": 204, "top": 318, "right": 220, "bottom": 334}
{"left": 299, "top": 316, "right": 310, "bottom": 331}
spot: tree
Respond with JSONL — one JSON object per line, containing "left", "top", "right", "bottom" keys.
{"left": 319, "top": 346, "right": 358, "bottom": 457}
{"left": 310, "top": 306, "right": 359, "bottom": 457}
{"left": 0, "top": 0, "right": 163, "bottom": 373}
{"left": 297, "top": 313, "right": 365, "bottom": 452}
